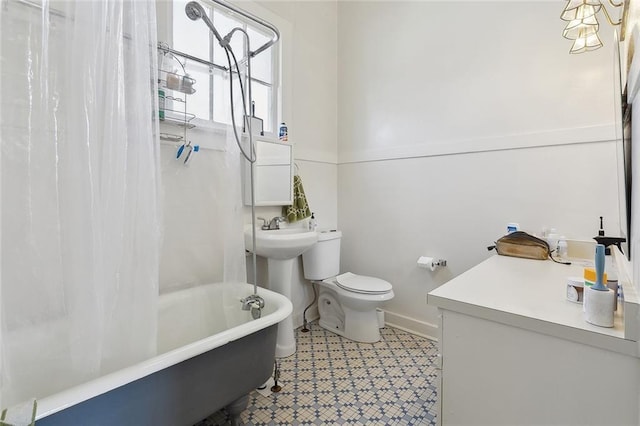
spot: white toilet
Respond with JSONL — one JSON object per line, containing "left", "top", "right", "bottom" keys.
{"left": 302, "top": 230, "right": 394, "bottom": 343}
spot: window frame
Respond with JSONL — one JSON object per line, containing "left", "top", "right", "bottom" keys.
{"left": 166, "top": 0, "right": 280, "bottom": 137}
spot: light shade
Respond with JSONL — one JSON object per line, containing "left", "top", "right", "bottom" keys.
{"left": 563, "top": 15, "right": 599, "bottom": 40}
{"left": 569, "top": 27, "right": 604, "bottom": 53}
{"left": 560, "top": 0, "right": 625, "bottom": 54}
{"left": 561, "top": 0, "right": 601, "bottom": 21}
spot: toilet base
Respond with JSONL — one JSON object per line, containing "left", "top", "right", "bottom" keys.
{"left": 318, "top": 308, "right": 382, "bottom": 343}
{"left": 345, "top": 307, "right": 382, "bottom": 343}
{"left": 317, "top": 289, "right": 382, "bottom": 343}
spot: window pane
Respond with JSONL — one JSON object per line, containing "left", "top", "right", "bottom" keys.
{"left": 212, "top": 10, "right": 244, "bottom": 67}
{"left": 251, "top": 82, "right": 272, "bottom": 133}
{"left": 248, "top": 28, "right": 272, "bottom": 83}
{"left": 213, "top": 70, "right": 245, "bottom": 127}
{"left": 213, "top": 70, "right": 230, "bottom": 125}
{"left": 172, "top": 0, "right": 209, "bottom": 60}
{"left": 170, "top": 0, "right": 278, "bottom": 132}
{"left": 182, "top": 62, "right": 211, "bottom": 121}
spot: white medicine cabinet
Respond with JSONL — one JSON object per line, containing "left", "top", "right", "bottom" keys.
{"left": 243, "top": 138, "right": 293, "bottom": 206}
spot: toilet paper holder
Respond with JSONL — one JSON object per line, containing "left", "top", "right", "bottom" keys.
{"left": 417, "top": 256, "right": 447, "bottom": 271}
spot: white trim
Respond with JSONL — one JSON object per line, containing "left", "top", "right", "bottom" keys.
{"left": 338, "top": 124, "right": 616, "bottom": 164}
{"left": 383, "top": 310, "right": 439, "bottom": 342}
{"left": 227, "top": 0, "right": 293, "bottom": 128}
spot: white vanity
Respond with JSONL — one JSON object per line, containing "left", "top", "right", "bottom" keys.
{"left": 427, "top": 253, "right": 640, "bottom": 425}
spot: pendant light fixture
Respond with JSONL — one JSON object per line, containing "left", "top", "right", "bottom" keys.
{"left": 560, "top": 0, "right": 629, "bottom": 53}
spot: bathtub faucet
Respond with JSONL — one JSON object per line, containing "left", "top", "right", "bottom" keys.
{"left": 241, "top": 294, "right": 265, "bottom": 319}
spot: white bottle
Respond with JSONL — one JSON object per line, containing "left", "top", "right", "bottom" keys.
{"left": 279, "top": 122, "right": 288, "bottom": 142}
{"left": 557, "top": 237, "right": 568, "bottom": 260}
{"left": 546, "top": 228, "right": 559, "bottom": 253}
{"left": 308, "top": 213, "right": 317, "bottom": 231}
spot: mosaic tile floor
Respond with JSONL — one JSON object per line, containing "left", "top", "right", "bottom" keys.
{"left": 195, "top": 322, "right": 439, "bottom": 425}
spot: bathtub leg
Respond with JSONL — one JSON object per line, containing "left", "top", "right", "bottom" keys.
{"left": 225, "top": 394, "right": 248, "bottom": 426}
{"left": 271, "top": 359, "right": 282, "bottom": 393}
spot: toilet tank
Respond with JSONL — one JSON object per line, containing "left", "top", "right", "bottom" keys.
{"left": 302, "top": 230, "right": 342, "bottom": 280}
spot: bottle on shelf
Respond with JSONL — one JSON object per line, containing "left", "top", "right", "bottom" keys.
{"left": 158, "top": 89, "right": 165, "bottom": 120}
{"left": 279, "top": 122, "right": 288, "bottom": 142}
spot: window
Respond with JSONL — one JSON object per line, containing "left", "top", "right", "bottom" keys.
{"left": 170, "top": 0, "right": 278, "bottom": 134}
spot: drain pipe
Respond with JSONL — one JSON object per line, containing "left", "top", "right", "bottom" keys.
{"left": 240, "top": 152, "right": 263, "bottom": 316}
{"left": 244, "top": 34, "right": 259, "bottom": 298}
{"left": 238, "top": 33, "right": 263, "bottom": 314}
{"left": 250, "top": 151, "right": 258, "bottom": 296}
{"left": 301, "top": 282, "right": 317, "bottom": 333}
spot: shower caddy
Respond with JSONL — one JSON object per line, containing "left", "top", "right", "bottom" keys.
{"left": 157, "top": 43, "right": 198, "bottom": 162}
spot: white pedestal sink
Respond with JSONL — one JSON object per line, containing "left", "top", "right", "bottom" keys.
{"left": 245, "top": 226, "right": 318, "bottom": 358}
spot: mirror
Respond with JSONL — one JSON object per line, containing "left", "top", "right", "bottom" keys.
{"left": 243, "top": 138, "right": 293, "bottom": 206}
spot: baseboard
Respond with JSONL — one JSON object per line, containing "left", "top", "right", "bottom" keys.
{"left": 383, "top": 310, "right": 438, "bottom": 341}
{"left": 296, "top": 306, "right": 438, "bottom": 341}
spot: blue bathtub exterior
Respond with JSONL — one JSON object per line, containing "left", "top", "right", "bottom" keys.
{"left": 37, "top": 324, "right": 277, "bottom": 425}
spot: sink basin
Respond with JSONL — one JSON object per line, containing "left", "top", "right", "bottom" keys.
{"left": 244, "top": 227, "right": 318, "bottom": 260}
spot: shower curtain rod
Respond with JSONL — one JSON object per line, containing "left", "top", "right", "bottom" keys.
{"left": 202, "top": 0, "right": 280, "bottom": 58}
{"left": 8, "top": 0, "right": 274, "bottom": 82}
{"left": 10, "top": 0, "right": 280, "bottom": 60}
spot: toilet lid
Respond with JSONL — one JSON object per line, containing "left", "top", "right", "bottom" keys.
{"left": 335, "top": 272, "right": 392, "bottom": 295}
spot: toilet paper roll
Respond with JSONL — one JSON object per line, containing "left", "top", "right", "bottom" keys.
{"left": 417, "top": 256, "right": 437, "bottom": 271}
{"left": 585, "top": 286, "right": 615, "bottom": 328}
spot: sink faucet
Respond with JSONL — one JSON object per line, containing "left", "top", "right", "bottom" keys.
{"left": 257, "top": 217, "right": 269, "bottom": 229}
{"left": 258, "top": 216, "right": 286, "bottom": 230}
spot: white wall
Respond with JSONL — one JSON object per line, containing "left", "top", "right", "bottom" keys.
{"left": 338, "top": 1, "right": 618, "bottom": 162}
{"left": 337, "top": 1, "right": 622, "bottom": 337}
{"left": 157, "top": 0, "right": 627, "bottom": 338}
{"left": 248, "top": 1, "right": 338, "bottom": 327}
{"left": 156, "top": 0, "right": 338, "bottom": 327}
{"left": 255, "top": 0, "right": 338, "bottom": 224}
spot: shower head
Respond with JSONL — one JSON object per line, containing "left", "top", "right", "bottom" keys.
{"left": 185, "top": 1, "right": 225, "bottom": 46}
{"left": 184, "top": 1, "right": 205, "bottom": 20}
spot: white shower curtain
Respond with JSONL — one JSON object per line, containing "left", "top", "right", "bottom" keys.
{"left": 157, "top": 58, "right": 247, "bottom": 293}
{"left": 0, "top": 0, "right": 160, "bottom": 408}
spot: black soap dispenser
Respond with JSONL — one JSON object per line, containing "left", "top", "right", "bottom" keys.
{"left": 593, "top": 216, "right": 626, "bottom": 255}
{"left": 308, "top": 213, "right": 317, "bottom": 231}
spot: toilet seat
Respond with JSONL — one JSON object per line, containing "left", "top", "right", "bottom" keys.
{"left": 335, "top": 272, "right": 392, "bottom": 295}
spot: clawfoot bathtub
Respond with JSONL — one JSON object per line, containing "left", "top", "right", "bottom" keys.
{"left": 35, "top": 282, "right": 292, "bottom": 425}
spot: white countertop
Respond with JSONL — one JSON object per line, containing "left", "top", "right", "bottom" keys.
{"left": 427, "top": 255, "right": 639, "bottom": 357}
